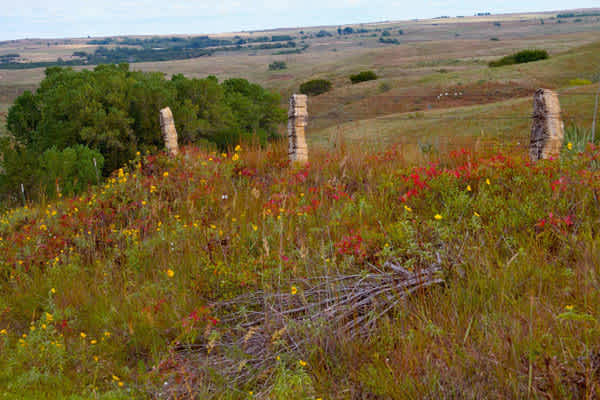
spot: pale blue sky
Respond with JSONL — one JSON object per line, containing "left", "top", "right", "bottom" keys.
{"left": 0, "top": 1, "right": 598, "bottom": 40}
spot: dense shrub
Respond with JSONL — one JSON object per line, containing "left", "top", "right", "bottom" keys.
{"left": 350, "top": 71, "right": 378, "bottom": 84}
{"left": 1, "top": 64, "right": 285, "bottom": 201}
{"left": 38, "top": 145, "right": 104, "bottom": 198}
{"left": 299, "top": 79, "right": 332, "bottom": 96}
{"left": 268, "top": 61, "right": 287, "bottom": 70}
{"left": 489, "top": 49, "right": 549, "bottom": 67}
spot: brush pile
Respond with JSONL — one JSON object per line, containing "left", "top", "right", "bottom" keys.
{"left": 153, "top": 261, "right": 444, "bottom": 398}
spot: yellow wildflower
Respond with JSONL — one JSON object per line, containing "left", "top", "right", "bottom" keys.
{"left": 118, "top": 382, "right": 124, "bottom": 387}
{"left": 467, "top": 185, "right": 472, "bottom": 192}
{"left": 252, "top": 224, "right": 258, "bottom": 232}
{"left": 112, "top": 375, "right": 120, "bottom": 381}
{"left": 565, "top": 305, "right": 574, "bottom": 312}
{"left": 163, "top": 171, "right": 169, "bottom": 177}
{"left": 434, "top": 214, "right": 443, "bottom": 220}
{"left": 90, "top": 339, "right": 97, "bottom": 345}
{"left": 80, "top": 332, "right": 87, "bottom": 338}
{"left": 404, "top": 205, "right": 412, "bottom": 212}
{"left": 0, "top": 329, "right": 7, "bottom": 335}
{"left": 45, "top": 312, "right": 53, "bottom": 322}
{"left": 232, "top": 153, "right": 239, "bottom": 161}
{"left": 298, "top": 360, "right": 307, "bottom": 367}
{"left": 474, "top": 211, "right": 481, "bottom": 217}
{"left": 291, "top": 286, "right": 298, "bottom": 295}
{"left": 485, "top": 178, "right": 491, "bottom": 185}
{"left": 104, "top": 331, "right": 111, "bottom": 337}
{"left": 50, "top": 288, "right": 56, "bottom": 294}
{"left": 235, "top": 145, "right": 242, "bottom": 152}
{"left": 166, "top": 269, "right": 175, "bottom": 278}
{"left": 567, "top": 142, "right": 573, "bottom": 150}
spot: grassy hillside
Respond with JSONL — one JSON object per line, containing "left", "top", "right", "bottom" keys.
{"left": 1, "top": 140, "right": 600, "bottom": 398}
{"left": 1, "top": 15, "right": 600, "bottom": 140}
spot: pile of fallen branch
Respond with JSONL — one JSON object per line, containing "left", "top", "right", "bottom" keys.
{"left": 151, "top": 261, "right": 444, "bottom": 399}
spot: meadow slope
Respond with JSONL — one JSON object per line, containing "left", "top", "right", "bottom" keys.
{"left": 1, "top": 140, "right": 600, "bottom": 398}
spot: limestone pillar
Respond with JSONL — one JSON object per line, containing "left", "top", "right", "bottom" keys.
{"left": 288, "top": 94, "right": 308, "bottom": 163}
{"left": 160, "top": 107, "right": 179, "bottom": 156}
{"left": 530, "top": 89, "right": 564, "bottom": 161}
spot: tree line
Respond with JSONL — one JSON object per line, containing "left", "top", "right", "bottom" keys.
{"left": 0, "top": 36, "right": 298, "bottom": 70}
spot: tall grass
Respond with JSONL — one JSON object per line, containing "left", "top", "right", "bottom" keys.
{"left": 1, "top": 139, "right": 600, "bottom": 398}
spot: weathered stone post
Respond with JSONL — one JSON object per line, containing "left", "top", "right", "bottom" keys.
{"left": 288, "top": 94, "right": 308, "bottom": 163}
{"left": 529, "top": 89, "right": 564, "bottom": 161}
{"left": 159, "top": 107, "right": 179, "bottom": 156}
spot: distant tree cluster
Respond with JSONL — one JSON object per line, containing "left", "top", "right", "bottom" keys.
{"left": 0, "top": 36, "right": 298, "bottom": 70}
{"left": 315, "top": 30, "right": 333, "bottom": 38}
{"left": 1, "top": 64, "right": 286, "bottom": 201}
{"left": 379, "top": 37, "right": 400, "bottom": 45}
{"left": 557, "top": 12, "right": 600, "bottom": 18}
{"left": 489, "top": 49, "right": 549, "bottom": 67}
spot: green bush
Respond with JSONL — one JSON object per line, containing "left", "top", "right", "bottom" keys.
{"left": 38, "top": 145, "right": 103, "bottom": 198}
{"left": 268, "top": 61, "right": 287, "bottom": 71}
{"left": 2, "top": 65, "right": 286, "bottom": 202}
{"left": 5, "top": 65, "right": 285, "bottom": 174}
{"left": 299, "top": 79, "right": 332, "bottom": 96}
{"left": 489, "top": 49, "right": 549, "bottom": 67}
{"left": 0, "top": 141, "right": 103, "bottom": 203}
{"left": 350, "top": 71, "right": 378, "bottom": 84}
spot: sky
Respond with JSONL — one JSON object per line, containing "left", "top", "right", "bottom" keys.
{"left": 0, "top": 1, "right": 598, "bottom": 41}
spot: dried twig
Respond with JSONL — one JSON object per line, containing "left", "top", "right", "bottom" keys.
{"left": 151, "top": 261, "right": 444, "bottom": 399}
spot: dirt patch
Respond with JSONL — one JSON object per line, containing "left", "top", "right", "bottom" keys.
{"left": 267, "top": 74, "right": 294, "bottom": 81}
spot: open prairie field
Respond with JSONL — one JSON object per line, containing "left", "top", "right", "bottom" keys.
{"left": 3, "top": 9, "right": 600, "bottom": 399}
{"left": 1, "top": 10, "right": 600, "bottom": 150}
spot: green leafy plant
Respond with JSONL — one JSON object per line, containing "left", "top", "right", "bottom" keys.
{"left": 268, "top": 61, "right": 287, "bottom": 71}
{"left": 489, "top": 49, "right": 549, "bottom": 67}
{"left": 350, "top": 70, "right": 378, "bottom": 84}
{"left": 299, "top": 79, "right": 332, "bottom": 96}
